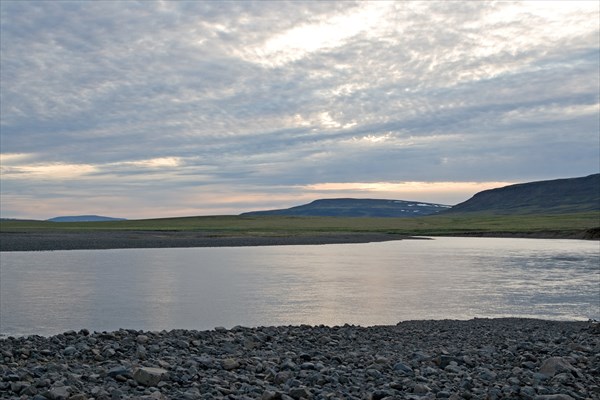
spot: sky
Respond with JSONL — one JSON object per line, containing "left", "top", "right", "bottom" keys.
{"left": 1, "top": 1, "right": 599, "bottom": 219}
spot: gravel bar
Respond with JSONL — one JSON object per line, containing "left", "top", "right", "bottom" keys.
{"left": 1, "top": 318, "right": 598, "bottom": 399}
{"left": 0, "top": 231, "right": 409, "bottom": 252}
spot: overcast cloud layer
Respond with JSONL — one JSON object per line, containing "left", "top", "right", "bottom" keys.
{"left": 1, "top": 1, "right": 599, "bottom": 219}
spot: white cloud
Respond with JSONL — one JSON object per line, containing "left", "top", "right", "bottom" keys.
{"left": 1, "top": 0, "right": 598, "bottom": 218}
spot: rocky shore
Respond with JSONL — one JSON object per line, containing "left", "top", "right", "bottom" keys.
{"left": 1, "top": 319, "right": 598, "bottom": 399}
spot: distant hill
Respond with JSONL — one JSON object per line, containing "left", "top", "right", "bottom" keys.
{"left": 446, "top": 174, "right": 600, "bottom": 214}
{"left": 241, "top": 198, "right": 451, "bottom": 217}
{"left": 47, "top": 215, "right": 127, "bottom": 222}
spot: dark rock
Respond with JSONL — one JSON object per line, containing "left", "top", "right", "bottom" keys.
{"left": 107, "top": 366, "right": 131, "bottom": 379}
{"left": 393, "top": 362, "right": 413, "bottom": 375}
{"left": 371, "top": 390, "right": 393, "bottom": 400}
{"left": 534, "top": 395, "right": 576, "bottom": 400}
{"left": 288, "top": 387, "right": 312, "bottom": 399}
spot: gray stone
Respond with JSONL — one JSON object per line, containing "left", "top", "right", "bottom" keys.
{"left": 275, "top": 371, "right": 293, "bottom": 384}
{"left": 366, "top": 368, "right": 382, "bottom": 378}
{"left": 478, "top": 368, "right": 497, "bottom": 381}
{"left": 371, "top": 390, "right": 393, "bottom": 400}
{"left": 262, "top": 390, "right": 282, "bottom": 400}
{"left": 46, "top": 386, "right": 71, "bottom": 400}
{"left": 222, "top": 358, "right": 240, "bottom": 370}
{"left": 107, "top": 365, "right": 131, "bottom": 379}
{"left": 63, "top": 346, "right": 77, "bottom": 356}
{"left": 10, "top": 381, "right": 26, "bottom": 394}
{"left": 182, "top": 387, "right": 201, "bottom": 399}
{"left": 393, "top": 362, "right": 413, "bottom": 375}
{"left": 521, "top": 386, "right": 536, "bottom": 398}
{"left": 136, "top": 334, "right": 149, "bottom": 344}
{"left": 413, "top": 383, "right": 431, "bottom": 394}
{"left": 133, "top": 367, "right": 168, "bottom": 387}
{"left": 445, "top": 364, "right": 462, "bottom": 374}
{"left": 300, "top": 362, "right": 316, "bottom": 370}
{"left": 539, "top": 357, "right": 577, "bottom": 378}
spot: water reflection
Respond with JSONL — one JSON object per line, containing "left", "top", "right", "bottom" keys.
{"left": 1, "top": 237, "right": 598, "bottom": 336}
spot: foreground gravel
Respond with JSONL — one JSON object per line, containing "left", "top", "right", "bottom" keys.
{"left": 1, "top": 319, "right": 598, "bottom": 400}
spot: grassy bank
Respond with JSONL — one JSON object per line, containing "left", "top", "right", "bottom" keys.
{"left": 1, "top": 212, "right": 598, "bottom": 238}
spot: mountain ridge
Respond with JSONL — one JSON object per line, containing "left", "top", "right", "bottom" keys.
{"left": 241, "top": 198, "right": 450, "bottom": 218}
{"left": 444, "top": 173, "right": 600, "bottom": 215}
{"left": 241, "top": 174, "right": 599, "bottom": 217}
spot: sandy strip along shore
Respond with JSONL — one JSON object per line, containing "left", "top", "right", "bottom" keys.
{"left": 2, "top": 228, "right": 597, "bottom": 252}
{"left": 0, "top": 231, "right": 409, "bottom": 252}
{"left": 0, "top": 318, "right": 598, "bottom": 399}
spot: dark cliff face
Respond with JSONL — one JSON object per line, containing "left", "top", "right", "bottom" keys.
{"left": 445, "top": 174, "right": 600, "bottom": 214}
{"left": 241, "top": 198, "right": 451, "bottom": 217}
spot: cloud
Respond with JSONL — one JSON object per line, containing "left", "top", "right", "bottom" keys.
{"left": 1, "top": 0, "right": 598, "bottom": 218}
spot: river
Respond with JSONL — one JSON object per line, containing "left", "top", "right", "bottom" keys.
{"left": 1, "top": 237, "right": 598, "bottom": 337}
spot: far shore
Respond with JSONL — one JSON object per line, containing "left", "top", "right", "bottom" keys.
{"left": 0, "top": 229, "right": 596, "bottom": 251}
{"left": 0, "top": 231, "right": 409, "bottom": 252}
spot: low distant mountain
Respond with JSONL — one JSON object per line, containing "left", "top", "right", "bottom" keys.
{"left": 445, "top": 174, "right": 600, "bottom": 214}
{"left": 47, "top": 215, "right": 127, "bottom": 222}
{"left": 241, "top": 198, "right": 451, "bottom": 217}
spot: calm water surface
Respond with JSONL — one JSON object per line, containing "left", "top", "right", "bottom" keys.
{"left": 1, "top": 237, "right": 598, "bottom": 336}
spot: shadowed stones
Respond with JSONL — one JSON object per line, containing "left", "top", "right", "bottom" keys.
{"left": 0, "top": 319, "right": 598, "bottom": 399}
{"left": 534, "top": 395, "right": 576, "bottom": 400}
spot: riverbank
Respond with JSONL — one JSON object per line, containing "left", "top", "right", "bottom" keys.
{"left": 1, "top": 318, "right": 598, "bottom": 399}
{"left": 0, "top": 231, "right": 412, "bottom": 251}
{"left": 2, "top": 212, "right": 598, "bottom": 251}
{"left": 1, "top": 228, "right": 597, "bottom": 251}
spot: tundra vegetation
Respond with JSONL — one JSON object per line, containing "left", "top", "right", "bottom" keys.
{"left": 1, "top": 212, "right": 598, "bottom": 238}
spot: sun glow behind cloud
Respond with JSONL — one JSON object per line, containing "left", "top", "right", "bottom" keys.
{"left": 248, "top": 2, "right": 393, "bottom": 67}
{"left": 0, "top": 155, "right": 184, "bottom": 181}
{"left": 118, "top": 157, "right": 183, "bottom": 168}
{"left": 0, "top": 156, "right": 97, "bottom": 180}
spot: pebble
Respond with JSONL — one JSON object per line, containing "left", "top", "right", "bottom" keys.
{"left": 0, "top": 318, "right": 597, "bottom": 399}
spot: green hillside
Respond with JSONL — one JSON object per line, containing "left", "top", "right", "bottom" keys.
{"left": 446, "top": 174, "right": 600, "bottom": 214}
{"left": 1, "top": 212, "right": 598, "bottom": 239}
